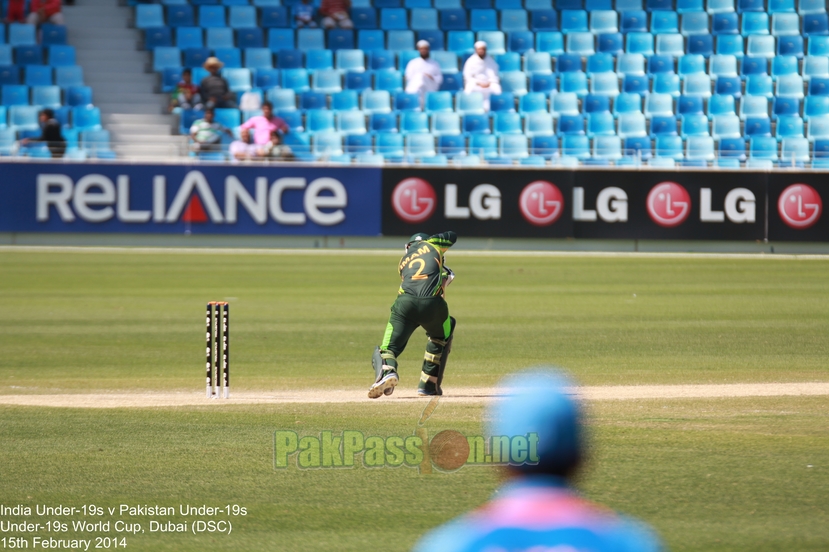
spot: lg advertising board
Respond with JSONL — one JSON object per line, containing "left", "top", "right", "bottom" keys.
{"left": 0, "top": 163, "right": 382, "bottom": 236}
{"left": 382, "top": 169, "right": 827, "bottom": 242}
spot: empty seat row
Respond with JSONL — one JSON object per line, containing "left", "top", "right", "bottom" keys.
{"left": 0, "top": 65, "right": 85, "bottom": 86}
{"left": 0, "top": 45, "right": 76, "bottom": 67}
{"left": 1, "top": 85, "right": 93, "bottom": 107}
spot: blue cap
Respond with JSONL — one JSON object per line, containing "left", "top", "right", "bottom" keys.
{"left": 488, "top": 368, "right": 582, "bottom": 475}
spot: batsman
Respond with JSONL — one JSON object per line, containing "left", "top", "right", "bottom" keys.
{"left": 369, "top": 231, "right": 458, "bottom": 399}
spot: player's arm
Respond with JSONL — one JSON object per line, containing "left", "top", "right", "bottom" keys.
{"left": 426, "top": 231, "right": 457, "bottom": 252}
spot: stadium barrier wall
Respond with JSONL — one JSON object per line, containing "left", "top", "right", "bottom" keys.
{"left": 0, "top": 163, "right": 825, "bottom": 242}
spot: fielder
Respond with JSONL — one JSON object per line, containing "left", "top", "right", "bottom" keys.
{"left": 369, "top": 231, "right": 457, "bottom": 399}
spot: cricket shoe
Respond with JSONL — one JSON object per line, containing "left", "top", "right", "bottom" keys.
{"left": 417, "top": 379, "right": 442, "bottom": 397}
{"left": 368, "top": 369, "right": 399, "bottom": 399}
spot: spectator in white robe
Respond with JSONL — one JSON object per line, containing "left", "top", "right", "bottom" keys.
{"left": 405, "top": 40, "right": 443, "bottom": 108}
{"left": 462, "top": 41, "right": 501, "bottom": 111}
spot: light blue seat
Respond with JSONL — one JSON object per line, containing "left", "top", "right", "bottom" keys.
{"left": 153, "top": 47, "right": 182, "bottom": 71}
{"left": 561, "top": 134, "right": 590, "bottom": 159}
{"left": 590, "top": 10, "right": 618, "bottom": 34}
{"left": 420, "top": 154, "right": 449, "bottom": 165}
{"left": 313, "top": 132, "right": 344, "bottom": 157}
{"left": 706, "top": 0, "right": 735, "bottom": 14}
{"left": 655, "top": 134, "right": 684, "bottom": 158}
{"left": 552, "top": 92, "right": 580, "bottom": 116}
{"left": 746, "top": 74, "right": 774, "bottom": 97}
{"left": 520, "top": 155, "right": 546, "bottom": 166}
{"left": 803, "top": 56, "right": 829, "bottom": 81}
{"left": 496, "top": 52, "right": 521, "bottom": 72}
{"left": 307, "top": 50, "right": 334, "bottom": 71}
{"left": 376, "top": 70, "right": 403, "bottom": 92}
{"left": 406, "top": 133, "right": 436, "bottom": 157}
{"left": 809, "top": 36, "right": 829, "bottom": 56}
{"left": 66, "top": 85, "right": 93, "bottom": 107}
{"left": 381, "top": 8, "right": 409, "bottom": 31}
{"left": 336, "top": 49, "right": 366, "bottom": 72}
{"left": 358, "top": 30, "right": 385, "bottom": 52}
{"left": 32, "top": 86, "right": 61, "bottom": 108}
{"left": 804, "top": 95, "right": 829, "bottom": 120}
{"left": 654, "top": 73, "right": 681, "bottom": 96}
{"left": 476, "top": 31, "right": 506, "bottom": 54}
{"left": 501, "top": 9, "right": 529, "bottom": 32}
{"left": 708, "top": 93, "right": 735, "bottom": 118}
{"left": 777, "top": 74, "right": 805, "bottom": 98}
{"left": 431, "top": 112, "right": 461, "bottom": 135}
{"left": 710, "top": 54, "right": 738, "bottom": 78}
{"left": 433, "top": 51, "right": 459, "bottom": 73}
{"left": 198, "top": 6, "right": 227, "bottom": 28}
{"left": 587, "top": 111, "right": 615, "bottom": 136}
{"left": 2, "top": 85, "right": 29, "bottom": 106}
{"left": 566, "top": 32, "right": 595, "bottom": 55}
{"left": 561, "top": 9, "right": 589, "bottom": 34}
{"left": 771, "top": 55, "right": 798, "bottom": 79}
{"left": 398, "top": 50, "right": 419, "bottom": 70}
{"left": 307, "top": 109, "right": 335, "bottom": 133}
{"left": 593, "top": 135, "right": 622, "bottom": 160}
{"left": 590, "top": 72, "right": 620, "bottom": 96}
{"left": 229, "top": 6, "right": 257, "bottom": 28}
{"left": 618, "top": 112, "right": 647, "bottom": 137}
{"left": 613, "top": 92, "right": 642, "bottom": 115}
{"left": 807, "top": 114, "right": 829, "bottom": 141}
{"left": 280, "top": 68, "right": 308, "bottom": 91}
{"left": 742, "top": 12, "right": 769, "bottom": 35}
{"left": 0, "top": 46, "right": 12, "bottom": 66}
{"left": 499, "top": 134, "right": 529, "bottom": 158}
{"left": 362, "top": 90, "right": 392, "bottom": 113}
{"left": 746, "top": 35, "right": 775, "bottom": 57}
{"left": 448, "top": 31, "right": 475, "bottom": 54}
{"left": 457, "top": 92, "right": 486, "bottom": 114}
{"left": 716, "top": 34, "right": 744, "bottom": 56}
{"left": 587, "top": 53, "right": 614, "bottom": 74}
{"left": 213, "top": 107, "right": 240, "bottom": 129}
{"left": 268, "top": 88, "right": 297, "bottom": 111}
{"left": 681, "top": 113, "right": 710, "bottom": 137}
{"left": 776, "top": 115, "right": 804, "bottom": 139}
{"left": 207, "top": 28, "right": 235, "bottom": 49}
{"left": 749, "top": 135, "right": 778, "bottom": 162}
{"left": 617, "top": 53, "right": 645, "bottom": 75}
{"left": 245, "top": 48, "right": 273, "bottom": 69}
{"left": 780, "top": 137, "right": 810, "bottom": 163}
{"left": 501, "top": 71, "right": 529, "bottom": 95}
{"left": 652, "top": 11, "right": 679, "bottom": 34}
{"left": 80, "top": 129, "right": 113, "bottom": 157}
{"left": 686, "top": 135, "right": 714, "bottom": 161}
{"left": 649, "top": 156, "right": 677, "bottom": 167}
{"left": 411, "top": 8, "right": 439, "bottom": 30}
{"left": 388, "top": 30, "right": 415, "bottom": 51}
{"left": 426, "top": 91, "right": 453, "bottom": 112}
{"left": 681, "top": 12, "right": 709, "bottom": 36}
{"left": 536, "top": 32, "right": 564, "bottom": 55}
{"left": 332, "top": 90, "right": 358, "bottom": 111}
{"left": 655, "top": 34, "right": 685, "bottom": 56}
{"left": 626, "top": 32, "right": 654, "bottom": 55}
{"left": 296, "top": 29, "right": 324, "bottom": 50}
{"left": 524, "top": 52, "right": 552, "bottom": 74}
{"left": 215, "top": 47, "right": 242, "bottom": 68}
{"left": 560, "top": 71, "right": 588, "bottom": 96}
{"left": 312, "top": 69, "right": 343, "bottom": 93}
{"left": 678, "top": 54, "right": 706, "bottom": 77}
{"left": 683, "top": 73, "right": 712, "bottom": 97}
{"left": 524, "top": 112, "right": 554, "bottom": 136}
{"left": 493, "top": 111, "right": 522, "bottom": 134}
{"left": 223, "top": 68, "right": 252, "bottom": 91}
{"left": 799, "top": 0, "right": 826, "bottom": 14}
{"left": 136, "top": 6, "right": 165, "bottom": 29}
{"left": 711, "top": 113, "right": 741, "bottom": 139}
{"left": 771, "top": 13, "right": 800, "bottom": 36}
{"left": 644, "top": 93, "right": 674, "bottom": 118}
{"left": 71, "top": 106, "right": 102, "bottom": 130}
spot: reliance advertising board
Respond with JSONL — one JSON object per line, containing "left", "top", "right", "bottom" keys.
{"left": 0, "top": 163, "right": 382, "bottom": 235}
{"left": 0, "top": 163, "right": 826, "bottom": 242}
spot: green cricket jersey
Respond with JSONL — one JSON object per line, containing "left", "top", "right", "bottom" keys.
{"left": 397, "top": 231, "right": 457, "bottom": 297}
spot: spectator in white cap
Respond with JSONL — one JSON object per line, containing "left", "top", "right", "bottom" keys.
{"left": 405, "top": 40, "right": 443, "bottom": 108}
{"left": 462, "top": 41, "right": 501, "bottom": 111}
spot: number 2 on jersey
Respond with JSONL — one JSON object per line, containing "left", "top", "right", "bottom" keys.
{"left": 408, "top": 258, "right": 428, "bottom": 280}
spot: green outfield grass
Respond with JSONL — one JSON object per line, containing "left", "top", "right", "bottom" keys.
{"left": 1, "top": 250, "right": 828, "bottom": 551}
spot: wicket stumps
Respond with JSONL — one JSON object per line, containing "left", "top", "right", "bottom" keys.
{"left": 205, "top": 302, "right": 230, "bottom": 399}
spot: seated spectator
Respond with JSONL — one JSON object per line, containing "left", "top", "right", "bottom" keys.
{"left": 4, "top": 0, "right": 26, "bottom": 23}
{"left": 199, "top": 57, "right": 237, "bottom": 109}
{"left": 21, "top": 108, "right": 65, "bottom": 158}
{"left": 170, "top": 68, "right": 203, "bottom": 113}
{"left": 319, "top": 0, "right": 352, "bottom": 30}
{"left": 462, "top": 41, "right": 501, "bottom": 112}
{"left": 189, "top": 107, "right": 233, "bottom": 152}
{"left": 405, "top": 40, "right": 443, "bottom": 108}
{"left": 27, "top": 0, "right": 64, "bottom": 25}
{"left": 229, "top": 128, "right": 262, "bottom": 161}
{"left": 238, "top": 101, "right": 289, "bottom": 145}
{"left": 413, "top": 368, "right": 664, "bottom": 552}
{"left": 294, "top": 0, "right": 317, "bottom": 28}
{"left": 262, "top": 130, "right": 294, "bottom": 161}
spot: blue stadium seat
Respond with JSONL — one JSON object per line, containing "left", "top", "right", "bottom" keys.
{"left": 623, "top": 135, "right": 650, "bottom": 158}
{"left": 168, "top": 5, "right": 196, "bottom": 27}
{"left": 376, "top": 69, "right": 403, "bottom": 91}
{"left": 281, "top": 68, "right": 309, "bottom": 91}
{"left": 470, "top": 9, "right": 498, "bottom": 31}
{"left": 213, "top": 107, "right": 240, "bottom": 129}
{"left": 277, "top": 49, "right": 303, "bottom": 69}
{"left": 715, "top": 75, "right": 742, "bottom": 97}
{"left": 72, "top": 106, "right": 102, "bottom": 130}
{"left": 777, "top": 74, "right": 805, "bottom": 98}
{"left": 776, "top": 115, "right": 804, "bottom": 139}
{"left": 597, "top": 32, "right": 624, "bottom": 53}
{"left": 345, "top": 70, "right": 371, "bottom": 90}
{"left": 681, "top": 113, "right": 709, "bottom": 136}
{"left": 493, "top": 111, "right": 522, "bottom": 133}
{"left": 313, "top": 132, "right": 344, "bottom": 157}
{"left": 687, "top": 34, "right": 713, "bottom": 56}
{"left": 557, "top": 113, "right": 585, "bottom": 134}
{"left": 296, "top": 29, "right": 323, "bottom": 50}
{"left": 376, "top": 132, "right": 404, "bottom": 159}
{"left": 747, "top": 74, "right": 774, "bottom": 96}
{"left": 55, "top": 65, "right": 83, "bottom": 89}
{"left": 345, "top": 133, "right": 373, "bottom": 155}
{"left": 623, "top": 74, "right": 649, "bottom": 95}
{"left": 261, "top": 6, "right": 289, "bottom": 28}
{"left": 145, "top": 27, "right": 173, "bottom": 50}
{"left": 432, "top": 112, "right": 462, "bottom": 135}
{"left": 136, "top": 6, "right": 165, "bottom": 30}
{"left": 15, "top": 46, "right": 44, "bottom": 66}
{"left": 438, "top": 134, "right": 466, "bottom": 156}
{"left": 406, "top": 133, "right": 436, "bottom": 157}
{"left": 741, "top": 56, "right": 767, "bottom": 78}
{"left": 237, "top": 28, "right": 264, "bottom": 48}
{"left": 626, "top": 32, "right": 654, "bottom": 54}
{"left": 809, "top": 36, "right": 829, "bottom": 56}
{"left": 738, "top": 0, "right": 764, "bottom": 11}
{"left": 254, "top": 68, "right": 280, "bottom": 89}
{"left": 418, "top": 30, "right": 445, "bottom": 50}
{"left": 154, "top": 47, "right": 182, "bottom": 71}
{"left": 357, "top": 30, "right": 385, "bottom": 51}
{"left": 24, "top": 66, "right": 52, "bottom": 87}
{"left": 591, "top": 10, "right": 619, "bottom": 33}
{"left": 197, "top": 6, "right": 225, "bottom": 28}
{"left": 561, "top": 134, "right": 590, "bottom": 159}
{"left": 536, "top": 32, "right": 565, "bottom": 55}
{"left": 183, "top": 47, "right": 210, "bottom": 68}
{"left": 440, "top": 9, "right": 468, "bottom": 30}
{"left": 307, "top": 109, "right": 335, "bottom": 133}
{"left": 368, "top": 50, "right": 395, "bottom": 71}
{"left": 426, "top": 91, "right": 454, "bottom": 112}
{"left": 560, "top": 71, "right": 587, "bottom": 95}
{"left": 807, "top": 114, "right": 829, "bottom": 141}
{"left": 531, "top": 10, "right": 560, "bottom": 32}
{"left": 457, "top": 91, "right": 486, "bottom": 113}
{"left": 332, "top": 90, "right": 359, "bottom": 111}
{"left": 810, "top": 77, "right": 829, "bottom": 95}
{"left": 713, "top": 12, "right": 738, "bottom": 35}
{"left": 215, "top": 47, "right": 242, "bottom": 68}
{"left": 587, "top": 111, "right": 615, "bottom": 136}
{"left": 561, "top": 10, "right": 589, "bottom": 33}
{"left": 650, "top": 114, "right": 678, "bottom": 135}
{"left": 463, "top": 113, "right": 491, "bottom": 133}
{"left": 370, "top": 112, "right": 398, "bottom": 132}
{"left": 739, "top": 95, "right": 767, "bottom": 120}
{"left": 313, "top": 69, "right": 343, "bottom": 93}
{"left": 245, "top": 48, "right": 273, "bottom": 69}
{"left": 516, "top": 92, "right": 544, "bottom": 113}
{"left": 387, "top": 30, "right": 415, "bottom": 50}
{"left": 203, "top": 28, "right": 232, "bottom": 50}
{"left": 618, "top": 111, "right": 647, "bottom": 136}
{"left": 804, "top": 56, "right": 829, "bottom": 81}
{"left": 268, "top": 88, "right": 297, "bottom": 111}
{"left": 644, "top": 92, "right": 674, "bottom": 117}
{"left": 500, "top": 134, "right": 529, "bottom": 158}
{"left": 328, "top": 29, "right": 355, "bottom": 50}
{"left": 381, "top": 8, "right": 409, "bottom": 30}
{"left": 336, "top": 49, "right": 366, "bottom": 72}
{"left": 501, "top": 10, "right": 529, "bottom": 32}
{"left": 708, "top": 93, "right": 735, "bottom": 118}
{"left": 746, "top": 35, "right": 775, "bottom": 57}
{"left": 496, "top": 52, "right": 521, "bottom": 72}
{"left": 448, "top": 31, "right": 475, "bottom": 54}
{"left": 223, "top": 68, "right": 252, "bottom": 91}
{"left": 710, "top": 54, "right": 737, "bottom": 78}
{"left": 621, "top": 10, "right": 648, "bottom": 33}
{"left": 352, "top": 7, "right": 379, "bottom": 29}
{"left": 654, "top": 134, "right": 683, "bottom": 158}
{"left": 66, "top": 86, "right": 93, "bottom": 108}
{"left": 529, "top": 73, "right": 556, "bottom": 94}
{"left": 363, "top": 89, "right": 393, "bottom": 112}
{"left": 685, "top": 135, "right": 714, "bottom": 162}
{"left": 502, "top": 71, "right": 529, "bottom": 94}
{"left": 681, "top": 11, "right": 709, "bottom": 36}
{"left": 395, "top": 92, "right": 421, "bottom": 111}
{"left": 0, "top": 66, "right": 19, "bottom": 86}
{"left": 717, "top": 35, "right": 744, "bottom": 56}
{"left": 531, "top": 134, "right": 557, "bottom": 158}
{"left": 652, "top": 11, "right": 678, "bottom": 33}
{"left": 749, "top": 135, "right": 777, "bottom": 161}
{"left": 742, "top": 12, "right": 769, "bottom": 35}
{"left": 778, "top": 36, "right": 805, "bottom": 57}
{"left": 229, "top": 6, "right": 257, "bottom": 28}
{"left": 510, "top": 31, "right": 536, "bottom": 54}
{"left": 2, "top": 85, "right": 28, "bottom": 106}
{"left": 804, "top": 95, "right": 829, "bottom": 120}
{"left": 712, "top": 113, "right": 741, "bottom": 139}
{"left": 718, "top": 137, "right": 746, "bottom": 161}
{"left": 40, "top": 25, "right": 66, "bottom": 47}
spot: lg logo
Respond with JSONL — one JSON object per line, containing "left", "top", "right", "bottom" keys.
{"left": 778, "top": 184, "right": 822, "bottom": 229}
{"left": 391, "top": 179, "right": 501, "bottom": 222}
{"left": 646, "top": 183, "right": 756, "bottom": 227}
{"left": 519, "top": 181, "right": 564, "bottom": 226}
{"left": 647, "top": 182, "right": 690, "bottom": 228}
{"left": 391, "top": 178, "right": 436, "bottom": 223}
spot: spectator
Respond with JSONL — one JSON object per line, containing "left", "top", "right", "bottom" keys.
{"left": 229, "top": 128, "right": 262, "bottom": 161}
{"left": 189, "top": 107, "right": 233, "bottom": 152}
{"left": 319, "top": 0, "right": 352, "bottom": 29}
{"left": 294, "top": 0, "right": 317, "bottom": 28}
{"left": 462, "top": 41, "right": 501, "bottom": 112}
{"left": 413, "top": 368, "right": 665, "bottom": 552}
{"left": 27, "top": 0, "right": 64, "bottom": 25}
{"left": 405, "top": 40, "right": 443, "bottom": 108}
{"left": 262, "top": 130, "right": 294, "bottom": 161}
{"left": 4, "top": 0, "right": 26, "bottom": 23}
{"left": 238, "top": 101, "right": 289, "bottom": 146}
{"left": 170, "top": 68, "right": 202, "bottom": 112}
{"left": 21, "top": 108, "right": 65, "bottom": 158}
{"left": 199, "top": 57, "right": 236, "bottom": 109}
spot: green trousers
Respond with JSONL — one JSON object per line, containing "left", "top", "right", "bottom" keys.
{"left": 380, "top": 294, "right": 453, "bottom": 377}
